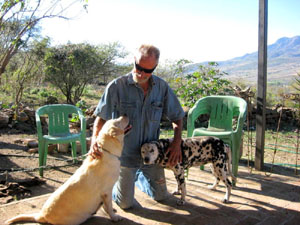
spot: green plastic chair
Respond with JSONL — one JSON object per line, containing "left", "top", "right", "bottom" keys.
{"left": 35, "top": 104, "right": 87, "bottom": 177}
{"left": 187, "top": 96, "right": 247, "bottom": 184}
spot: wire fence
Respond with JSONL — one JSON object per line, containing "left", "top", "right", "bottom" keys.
{"left": 0, "top": 153, "right": 88, "bottom": 176}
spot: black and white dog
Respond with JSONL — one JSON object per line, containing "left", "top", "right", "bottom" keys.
{"left": 141, "top": 136, "right": 236, "bottom": 205}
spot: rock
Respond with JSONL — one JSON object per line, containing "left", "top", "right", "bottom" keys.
{"left": 23, "top": 107, "right": 35, "bottom": 118}
{"left": 13, "top": 139, "right": 23, "bottom": 144}
{"left": 0, "top": 111, "right": 9, "bottom": 128}
{"left": 58, "top": 143, "right": 69, "bottom": 153}
{"left": 75, "top": 137, "right": 91, "bottom": 153}
{"left": 45, "top": 96, "right": 58, "bottom": 104}
{"left": 85, "top": 106, "right": 96, "bottom": 116}
{"left": 86, "top": 116, "right": 95, "bottom": 128}
{"left": 48, "top": 144, "right": 57, "bottom": 154}
{"left": 28, "top": 148, "right": 38, "bottom": 153}
{"left": 31, "top": 144, "right": 57, "bottom": 154}
{"left": 14, "top": 122, "right": 34, "bottom": 133}
{"left": 17, "top": 112, "right": 29, "bottom": 122}
{"left": 24, "top": 139, "right": 38, "bottom": 148}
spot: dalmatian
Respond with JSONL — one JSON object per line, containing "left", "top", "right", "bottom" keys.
{"left": 141, "top": 136, "right": 236, "bottom": 205}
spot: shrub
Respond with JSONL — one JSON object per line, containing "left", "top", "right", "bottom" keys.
{"left": 173, "top": 62, "right": 232, "bottom": 108}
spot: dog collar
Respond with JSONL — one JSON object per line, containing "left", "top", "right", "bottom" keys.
{"left": 100, "top": 147, "right": 121, "bottom": 160}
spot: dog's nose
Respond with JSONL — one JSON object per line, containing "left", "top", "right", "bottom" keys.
{"left": 144, "top": 157, "right": 149, "bottom": 163}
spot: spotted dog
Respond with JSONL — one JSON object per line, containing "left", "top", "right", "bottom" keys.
{"left": 141, "top": 136, "right": 236, "bottom": 205}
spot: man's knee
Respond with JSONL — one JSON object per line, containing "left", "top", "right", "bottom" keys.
{"left": 153, "top": 177, "right": 168, "bottom": 201}
{"left": 112, "top": 168, "right": 136, "bottom": 210}
{"left": 115, "top": 197, "right": 133, "bottom": 210}
{"left": 113, "top": 187, "right": 134, "bottom": 209}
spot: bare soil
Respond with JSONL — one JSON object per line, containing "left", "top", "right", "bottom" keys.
{"left": 0, "top": 129, "right": 299, "bottom": 206}
{"left": 0, "top": 132, "right": 81, "bottom": 205}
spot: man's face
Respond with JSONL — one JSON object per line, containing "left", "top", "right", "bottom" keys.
{"left": 133, "top": 55, "right": 157, "bottom": 85}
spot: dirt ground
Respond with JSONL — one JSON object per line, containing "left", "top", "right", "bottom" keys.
{"left": 1, "top": 129, "right": 299, "bottom": 207}
{"left": 0, "top": 132, "right": 82, "bottom": 205}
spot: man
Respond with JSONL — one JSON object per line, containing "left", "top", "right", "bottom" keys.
{"left": 90, "top": 44, "right": 185, "bottom": 209}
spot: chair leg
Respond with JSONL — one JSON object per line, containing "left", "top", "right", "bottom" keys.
{"left": 39, "top": 141, "right": 48, "bottom": 177}
{"left": 231, "top": 142, "right": 239, "bottom": 186}
{"left": 43, "top": 142, "right": 49, "bottom": 174}
{"left": 80, "top": 138, "right": 87, "bottom": 156}
{"left": 71, "top": 142, "right": 78, "bottom": 163}
{"left": 38, "top": 140, "right": 45, "bottom": 177}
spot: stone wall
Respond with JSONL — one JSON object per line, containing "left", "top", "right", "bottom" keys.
{"left": 248, "top": 106, "right": 299, "bottom": 129}
{"left": 0, "top": 104, "right": 299, "bottom": 134}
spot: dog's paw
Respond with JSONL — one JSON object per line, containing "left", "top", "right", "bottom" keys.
{"left": 222, "top": 198, "right": 229, "bottom": 204}
{"left": 110, "top": 214, "right": 123, "bottom": 222}
{"left": 208, "top": 185, "right": 217, "bottom": 190}
{"left": 176, "top": 199, "right": 186, "bottom": 206}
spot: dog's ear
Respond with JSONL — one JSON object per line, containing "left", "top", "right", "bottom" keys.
{"left": 108, "top": 126, "right": 124, "bottom": 137}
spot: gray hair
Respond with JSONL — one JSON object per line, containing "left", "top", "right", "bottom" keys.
{"left": 136, "top": 44, "right": 160, "bottom": 61}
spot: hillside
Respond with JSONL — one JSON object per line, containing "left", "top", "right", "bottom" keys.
{"left": 187, "top": 36, "right": 300, "bottom": 85}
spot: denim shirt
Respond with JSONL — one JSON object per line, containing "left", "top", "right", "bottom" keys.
{"left": 94, "top": 73, "right": 185, "bottom": 167}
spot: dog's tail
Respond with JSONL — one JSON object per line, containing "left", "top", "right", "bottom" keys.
{"left": 5, "top": 213, "right": 45, "bottom": 224}
{"left": 225, "top": 144, "right": 237, "bottom": 184}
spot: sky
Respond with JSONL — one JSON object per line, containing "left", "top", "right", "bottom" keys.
{"left": 41, "top": 0, "right": 300, "bottom": 64}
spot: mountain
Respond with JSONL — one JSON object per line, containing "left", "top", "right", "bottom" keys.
{"left": 186, "top": 36, "right": 300, "bottom": 85}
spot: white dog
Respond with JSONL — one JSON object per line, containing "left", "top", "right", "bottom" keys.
{"left": 5, "top": 116, "right": 131, "bottom": 225}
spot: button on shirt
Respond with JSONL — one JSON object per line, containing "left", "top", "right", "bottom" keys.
{"left": 94, "top": 73, "right": 185, "bottom": 168}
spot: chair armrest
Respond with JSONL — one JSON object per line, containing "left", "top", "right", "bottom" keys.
{"left": 79, "top": 114, "right": 86, "bottom": 131}
{"left": 76, "top": 109, "right": 86, "bottom": 131}
{"left": 234, "top": 104, "right": 247, "bottom": 134}
{"left": 35, "top": 112, "right": 44, "bottom": 140}
{"left": 187, "top": 101, "right": 210, "bottom": 137}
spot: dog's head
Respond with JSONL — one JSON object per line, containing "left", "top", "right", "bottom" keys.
{"left": 97, "top": 116, "right": 131, "bottom": 155}
{"left": 141, "top": 142, "right": 160, "bottom": 165}
{"left": 101, "top": 116, "right": 130, "bottom": 141}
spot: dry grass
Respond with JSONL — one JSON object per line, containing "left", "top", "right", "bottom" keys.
{"left": 160, "top": 128, "right": 300, "bottom": 174}
{"left": 243, "top": 130, "right": 299, "bottom": 173}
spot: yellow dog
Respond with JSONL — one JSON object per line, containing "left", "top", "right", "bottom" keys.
{"left": 6, "top": 116, "right": 131, "bottom": 225}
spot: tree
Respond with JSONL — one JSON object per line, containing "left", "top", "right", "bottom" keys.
{"left": 94, "top": 42, "right": 128, "bottom": 84}
{"left": 173, "top": 61, "right": 232, "bottom": 108}
{"left": 44, "top": 42, "right": 127, "bottom": 104}
{"left": 155, "top": 58, "right": 192, "bottom": 82}
{"left": 292, "top": 72, "right": 300, "bottom": 93}
{"left": 2, "top": 37, "right": 49, "bottom": 115}
{"left": 0, "top": 0, "right": 87, "bottom": 81}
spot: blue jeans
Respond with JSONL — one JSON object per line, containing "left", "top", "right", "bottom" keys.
{"left": 112, "top": 165, "right": 168, "bottom": 209}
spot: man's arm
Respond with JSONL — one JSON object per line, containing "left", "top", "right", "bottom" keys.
{"left": 166, "top": 119, "right": 183, "bottom": 166}
{"left": 89, "top": 116, "right": 106, "bottom": 158}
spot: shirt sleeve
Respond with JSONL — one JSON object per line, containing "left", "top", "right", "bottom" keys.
{"left": 93, "top": 80, "right": 118, "bottom": 120}
{"left": 163, "top": 85, "right": 185, "bottom": 122}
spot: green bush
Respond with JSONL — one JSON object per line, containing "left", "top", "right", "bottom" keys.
{"left": 173, "top": 62, "right": 232, "bottom": 108}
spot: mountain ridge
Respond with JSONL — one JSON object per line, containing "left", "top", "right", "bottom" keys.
{"left": 187, "top": 35, "right": 300, "bottom": 85}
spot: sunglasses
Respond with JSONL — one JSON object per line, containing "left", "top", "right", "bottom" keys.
{"left": 135, "top": 61, "right": 157, "bottom": 73}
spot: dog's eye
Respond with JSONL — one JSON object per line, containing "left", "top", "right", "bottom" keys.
{"left": 150, "top": 149, "right": 154, "bottom": 153}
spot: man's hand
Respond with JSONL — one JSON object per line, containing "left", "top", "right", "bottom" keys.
{"left": 166, "top": 139, "right": 182, "bottom": 167}
{"left": 88, "top": 138, "right": 103, "bottom": 159}
{"left": 88, "top": 116, "right": 106, "bottom": 159}
{"left": 166, "top": 119, "right": 183, "bottom": 167}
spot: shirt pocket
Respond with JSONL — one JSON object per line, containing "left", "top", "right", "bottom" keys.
{"left": 150, "top": 101, "right": 163, "bottom": 122}
{"left": 120, "top": 101, "right": 137, "bottom": 120}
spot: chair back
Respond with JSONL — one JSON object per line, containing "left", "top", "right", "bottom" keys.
{"left": 36, "top": 104, "right": 82, "bottom": 136}
{"left": 187, "top": 96, "right": 247, "bottom": 137}
{"left": 208, "top": 96, "right": 246, "bottom": 130}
